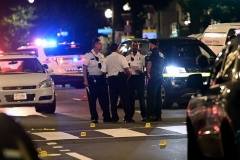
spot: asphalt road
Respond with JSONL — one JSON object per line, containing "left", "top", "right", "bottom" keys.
{"left": 0, "top": 86, "right": 188, "bottom": 160}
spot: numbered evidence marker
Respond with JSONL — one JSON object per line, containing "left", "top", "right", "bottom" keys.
{"left": 80, "top": 132, "right": 87, "bottom": 137}
{"left": 90, "top": 123, "right": 96, "bottom": 128}
{"left": 145, "top": 123, "right": 151, "bottom": 128}
{"left": 159, "top": 140, "right": 167, "bottom": 149}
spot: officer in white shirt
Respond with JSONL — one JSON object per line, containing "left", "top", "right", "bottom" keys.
{"left": 101, "top": 43, "right": 134, "bottom": 123}
{"left": 126, "top": 42, "right": 147, "bottom": 121}
{"left": 83, "top": 38, "right": 111, "bottom": 123}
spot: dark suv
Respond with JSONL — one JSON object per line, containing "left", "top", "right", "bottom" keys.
{"left": 119, "top": 37, "right": 216, "bottom": 108}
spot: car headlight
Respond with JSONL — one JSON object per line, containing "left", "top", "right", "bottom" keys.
{"left": 39, "top": 79, "right": 54, "bottom": 88}
{"left": 165, "top": 66, "right": 186, "bottom": 75}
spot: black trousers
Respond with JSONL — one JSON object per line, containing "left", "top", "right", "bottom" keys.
{"left": 128, "top": 75, "right": 146, "bottom": 118}
{"left": 86, "top": 75, "right": 111, "bottom": 121}
{"left": 108, "top": 75, "right": 132, "bottom": 122}
{"left": 146, "top": 76, "right": 163, "bottom": 119}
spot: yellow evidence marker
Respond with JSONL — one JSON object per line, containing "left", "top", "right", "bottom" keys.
{"left": 145, "top": 123, "right": 151, "bottom": 128}
{"left": 90, "top": 123, "right": 96, "bottom": 128}
{"left": 81, "top": 132, "right": 87, "bottom": 137}
{"left": 159, "top": 140, "right": 167, "bottom": 148}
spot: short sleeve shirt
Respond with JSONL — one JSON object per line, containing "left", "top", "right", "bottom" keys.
{"left": 126, "top": 52, "right": 145, "bottom": 75}
{"left": 101, "top": 52, "right": 129, "bottom": 76}
{"left": 149, "top": 47, "right": 165, "bottom": 77}
{"left": 83, "top": 49, "right": 104, "bottom": 75}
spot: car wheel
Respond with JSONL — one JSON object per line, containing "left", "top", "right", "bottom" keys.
{"left": 161, "top": 85, "right": 173, "bottom": 109}
{"left": 44, "top": 95, "right": 56, "bottom": 114}
{"left": 35, "top": 105, "right": 44, "bottom": 113}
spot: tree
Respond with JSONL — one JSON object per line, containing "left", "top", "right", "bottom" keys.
{"left": 1, "top": 6, "right": 37, "bottom": 50}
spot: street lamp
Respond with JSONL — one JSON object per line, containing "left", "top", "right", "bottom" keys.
{"left": 123, "top": 3, "right": 131, "bottom": 11}
{"left": 105, "top": 9, "right": 112, "bottom": 19}
{"left": 28, "top": 0, "right": 34, "bottom": 3}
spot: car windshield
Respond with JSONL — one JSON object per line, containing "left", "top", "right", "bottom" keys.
{"left": 0, "top": 58, "right": 45, "bottom": 74}
{"left": 43, "top": 44, "right": 86, "bottom": 56}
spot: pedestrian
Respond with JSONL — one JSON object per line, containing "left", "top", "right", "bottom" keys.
{"left": 82, "top": 38, "right": 112, "bottom": 123}
{"left": 101, "top": 43, "right": 134, "bottom": 123}
{"left": 146, "top": 39, "right": 165, "bottom": 121}
{"left": 126, "top": 41, "right": 147, "bottom": 121}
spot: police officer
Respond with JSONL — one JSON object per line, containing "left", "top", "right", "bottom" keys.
{"left": 126, "top": 42, "right": 147, "bottom": 121}
{"left": 146, "top": 39, "right": 165, "bottom": 122}
{"left": 101, "top": 43, "right": 134, "bottom": 123}
{"left": 83, "top": 38, "right": 111, "bottom": 123}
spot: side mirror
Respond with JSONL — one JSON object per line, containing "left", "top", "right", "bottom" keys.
{"left": 196, "top": 55, "right": 208, "bottom": 69}
{"left": 47, "top": 68, "right": 54, "bottom": 73}
{"left": 42, "top": 64, "right": 49, "bottom": 69}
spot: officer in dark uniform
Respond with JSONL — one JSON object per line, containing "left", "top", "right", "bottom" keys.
{"left": 146, "top": 39, "right": 165, "bottom": 121}
{"left": 83, "top": 38, "right": 111, "bottom": 123}
{"left": 101, "top": 43, "right": 134, "bottom": 123}
{"left": 126, "top": 42, "right": 147, "bottom": 121}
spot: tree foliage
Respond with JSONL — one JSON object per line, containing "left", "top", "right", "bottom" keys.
{"left": 1, "top": 6, "right": 37, "bottom": 50}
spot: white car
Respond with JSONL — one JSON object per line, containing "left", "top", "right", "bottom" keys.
{"left": 16, "top": 41, "right": 85, "bottom": 88}
{"left": 0, "top": 54, "right": 56, "bottom": 113}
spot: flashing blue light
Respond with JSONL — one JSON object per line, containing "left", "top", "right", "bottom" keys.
{"left": 73, "top": 58, "right": 78, "bottom": 62}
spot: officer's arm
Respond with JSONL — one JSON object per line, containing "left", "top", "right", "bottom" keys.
{"left": 83, "top": 54, "right": 90, "bottom": 86}
{"left": 83, "top": 65, "right": 88, "bottom": 85}
{"left": 122, "top": 56, "right": 132, "bottom": 80}
{"left": 147, "top": 61, "right": 152, "bottom": 78}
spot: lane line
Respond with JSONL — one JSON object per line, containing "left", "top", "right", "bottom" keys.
{"left": 53, "top": 146, "right": 63, "bottom": 148}
{"left": 157, "top": 125, "right": 187, "bottom": 134}
{"left": 60, "top": 149, "right": 71, "bottom": 152}
{"left": 72, "top": 98, "right": 82, "bottom": 101}
{"left": 32, "top": 132, "right": 80, "bottom": 140}
{"left": 47, "top": 142, "right": 57, "bottom": 145}
{"left": 95, "top": 128, "right": 147, "bottom": 137}
{"left": 66, "top": 152, "right": 93, "bottom": 160}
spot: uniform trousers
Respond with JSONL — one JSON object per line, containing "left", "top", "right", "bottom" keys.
{"left": 107, "top": 74, "right": 132, "bottom": 122}
{"left": 86, "top": 75, "right": 111, "bottom": 121}
{"left": 128, "top": 74, "right": 146, "bottom": 118}
{"left": 146, "top": 76, "right": 163, "bottom": 119}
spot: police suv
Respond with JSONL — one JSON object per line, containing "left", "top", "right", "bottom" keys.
{"left": 119, "top": 38, "right": 216, "bottom": 108}
{"left": 16, "top": 40, "right": 86, "bottom": 88}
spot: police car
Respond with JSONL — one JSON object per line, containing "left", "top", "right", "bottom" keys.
{"left": 16, "top": 40, "right": 86, "bottom": 89}
{"left": 119, "top": 38, "right": 216, "bottom": 108}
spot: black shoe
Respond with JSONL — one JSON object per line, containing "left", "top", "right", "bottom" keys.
{"left": 145, "top": 116, "right": 156, "bottom": 122}
{"left": 112, "top": 121, "right": 118, "bottom": 123}
{"left": 141, "top": 118, "right": 147, "bottom": 122}
{"left": 92, "top": 119, "right": 98, "bottom": 123}
{"left": 154, "top": 118, "right": 162, "bottom": 121}
{"left": 124, "top": 119, "right": 135, "bottom": 123}
{"left": 103, "top": 118, "right": 112, "bottom": 123}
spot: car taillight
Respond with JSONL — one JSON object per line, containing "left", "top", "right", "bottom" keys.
{"left": 57, "top": 57, "right": 63, "bottom": 65}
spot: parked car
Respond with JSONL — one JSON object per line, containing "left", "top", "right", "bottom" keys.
{"left": 0, "top": 54, "right": 56, "bottom": 113}
{"left": 16, "top": 41, "right": 86, "bottom": 89}
{"left": 119, "top": 37, "right": 216, "bottom": 108}
{"left": 186, "top": 38, "right": 240, "bottom": 159}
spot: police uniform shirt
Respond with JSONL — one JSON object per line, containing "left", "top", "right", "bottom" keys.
{"left": 126, "top": 52, "right": 145, "bottom": 75}
{"left": 149, "top": 48, "right": 165, "bottom": 76}
{"left": 83, "top": 49, "right": 104, "bottom": 75}
{"left": 101, "top": 52, "right": 129, "bottom": 76}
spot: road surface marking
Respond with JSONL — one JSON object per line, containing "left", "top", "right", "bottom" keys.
{"left": 66, "top": 152, "right": 93, "bottom": 160}
{"left": 72, "top": 98, "right": 82, "bottom": 100}
{"left": 157, "top": 125, "right": 187, "bottom": 134}
{"left": 53, "top": 146, "right": 63, "bottom": 148}
{"left": 32, "top": 132, "right": 80, "bottom": 140}
{"left": 95, "top": 128, "right": 147, "bottom": 137}
{"left": 47, "top": 142, "right": 57, "bottom": 145}
{"left": 60, "top": 149, "right": 71, "bottom": 152}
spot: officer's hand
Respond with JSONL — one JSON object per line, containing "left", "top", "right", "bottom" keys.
{"left": 84, "top": 81, "right": 88, "bottom": 86}
{"left": 147, "top": 73, "right": 151, "bottom": 79}
{"left": 135, "top": 70, "right": 141, "bottom": 74}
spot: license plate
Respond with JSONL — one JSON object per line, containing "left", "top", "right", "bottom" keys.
{"left": 14, "top": 93, "right": 27, "bottom": 100}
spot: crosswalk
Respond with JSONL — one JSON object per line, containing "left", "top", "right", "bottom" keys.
{"left": 30, "top": 125, "right": 187, "bottom": 141}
